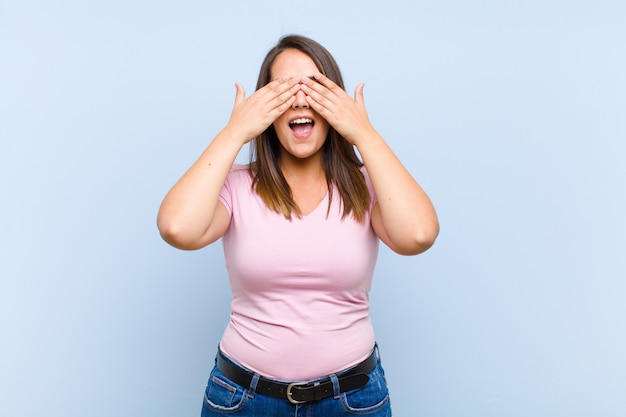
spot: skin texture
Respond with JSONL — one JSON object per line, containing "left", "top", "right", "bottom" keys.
{"left": 157, "top": 48, "right": 439, "bottom": 255}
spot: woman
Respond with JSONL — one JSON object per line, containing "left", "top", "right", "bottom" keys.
{"left": 158, "top": 35, "right": 439, "bottom": 416}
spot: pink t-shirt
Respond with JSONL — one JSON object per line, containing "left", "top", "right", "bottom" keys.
{"left": 218, "top": 164, "right": 379, "bottom": 380}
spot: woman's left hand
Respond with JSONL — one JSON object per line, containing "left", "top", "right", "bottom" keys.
{"left": 304, "top": 73, "right": 439, "bottom": 255}
{"left": 300, "top": 72, "right": 375, "bottom": 146}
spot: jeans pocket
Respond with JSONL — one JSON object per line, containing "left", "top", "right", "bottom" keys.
{"left": 341, "top": 363, "right": 391, "bottom": 414}
{"left": 202, "top": 368, "right": 248, "bottom": 414}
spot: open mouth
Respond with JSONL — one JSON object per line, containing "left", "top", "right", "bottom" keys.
{"left": 289, "top": 118, "right": 315, "bottom": 137}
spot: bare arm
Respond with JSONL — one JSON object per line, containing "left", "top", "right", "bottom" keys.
{"left": 356, "top": 130, "right": 439, "bottom": 255}
{"left": 301, "top": 74, "right": 439, "bottom": 255}
{"left": 157, "top": 77, "right": 301, "bottom": 250}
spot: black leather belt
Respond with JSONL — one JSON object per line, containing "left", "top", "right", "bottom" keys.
{"left": 216, "top": 348, "right": 377, "bottom": 404}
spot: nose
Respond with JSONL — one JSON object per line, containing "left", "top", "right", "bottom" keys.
{"left": 292, "top": 89, "right": 309, "bottom": 109}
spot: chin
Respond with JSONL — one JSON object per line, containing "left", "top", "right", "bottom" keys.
{"left": 281, "top": 144, "right": 324, "bottom": 161}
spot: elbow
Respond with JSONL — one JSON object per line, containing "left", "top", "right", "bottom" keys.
{"left": 157, "top": 217, "right": 204, "bottom": 251}
{"left": 157, "top": 220, "right": 184, "bottom": 249}
{"left": 416, "top": 227, "right": 439, "bottom": 254}
{"left": 394, "top": 224, "right": 439, "bottom": 256}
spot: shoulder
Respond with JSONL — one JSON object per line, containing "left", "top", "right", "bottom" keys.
{"left": 221, "top": 164, "right": 254, "bottom": 199}
{"left": 358, "top": 166, "right": 378, "bottom": 208}
{"left": 230, "top": 163, "right": 251, "bottom": 175}
{"left": 358, "top": 165, "right": 373, "bottom": 191}
{"left": 226, "top": 163, "right": 253, "bottom": 184}
{"left": 359, "top": 165, "right": 370, "bottom": 180}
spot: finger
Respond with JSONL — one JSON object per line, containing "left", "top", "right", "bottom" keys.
{"left": 305, "top": 95, "right": 335, "bottom": 123}
{"left": 303, "top": 75, "right": 352, "bottom": 110}
{"left": 354, "top": 83, "right": 365, "bottom": 106}
{"left": 311, "top": 72, "right": 343, "bottom": 95}
{"left": 265, "top": 76, "right": 298, "bottom": 94}
{"left": 272, "top": 82, "right": 301, "bottom": 108}
{"left": 273, "top": 95, "right": 297, "bottom": 115}
{"left": 257, "top": 77, "right": 298, "bottom": 105}
{"left": 303, "top": 84, "right": 334, "bottom": 113}
{"left": 301, "top": 75, "right": 328, "bottom": 97}
{"left": 234, "top": 83, "right": 246, "bottom": 106}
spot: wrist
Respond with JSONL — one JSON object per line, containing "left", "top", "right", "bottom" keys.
{"left": 219, "top": 124, "right": 254, "bottom": 147}
{"left": 350, "top": 126, "right": 382, "bottom": 150}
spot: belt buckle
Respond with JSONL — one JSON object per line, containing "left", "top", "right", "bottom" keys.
{"left": 286, "top": 382, "right": 308, "bottom": 404}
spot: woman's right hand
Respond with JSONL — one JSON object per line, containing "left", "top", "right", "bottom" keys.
{"left": 157, "top": 77, "right": 301, "bottom": 250}
{"left": 224, "top": 77, "right": 301, "bottom": 144}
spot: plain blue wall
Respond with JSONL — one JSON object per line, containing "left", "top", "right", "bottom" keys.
{"left": 1, "top": 1, "right": 625, "bottom": 416}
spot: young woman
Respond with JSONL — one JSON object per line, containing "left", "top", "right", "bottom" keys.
{"left": 157, "top": 35, "right": 439, "bottom": 417}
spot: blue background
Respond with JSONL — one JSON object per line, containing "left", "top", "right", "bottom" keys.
{"left": 1, "top": 1, "right": 625, "bottom": 416}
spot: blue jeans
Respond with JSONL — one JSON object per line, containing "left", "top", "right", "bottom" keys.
{"left": 200, "top": 347, "right": 392, "bottom": 416}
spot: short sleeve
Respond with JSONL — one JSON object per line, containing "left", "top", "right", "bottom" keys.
{"left": 218, "top": 180, "right": 232, "bottom": 216}
{"left": 218, "top": 164, "right": 248, "bottom": 216}
{"left": 360, "top": 167, "right": 378, "bottom": 212}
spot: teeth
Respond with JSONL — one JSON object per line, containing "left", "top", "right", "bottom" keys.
{"left": 290, "top": 118, "right": 313, "bottom": 125}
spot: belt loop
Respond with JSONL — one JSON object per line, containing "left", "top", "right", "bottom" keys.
{"left": 330, "top": 374, "right": 341, "bottom": 399}
{"left": 374, "top": 343, "right": 380, "bottom": 362}
{"left": 247, "top": 373, "right": 260, "bottom": 399}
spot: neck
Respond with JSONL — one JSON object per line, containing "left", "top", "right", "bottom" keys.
{"left": 279, "top": 153, "right": 326, "bottom": 185}
{"left": 279, "top": 153, "right": 328, "bottom": 216}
